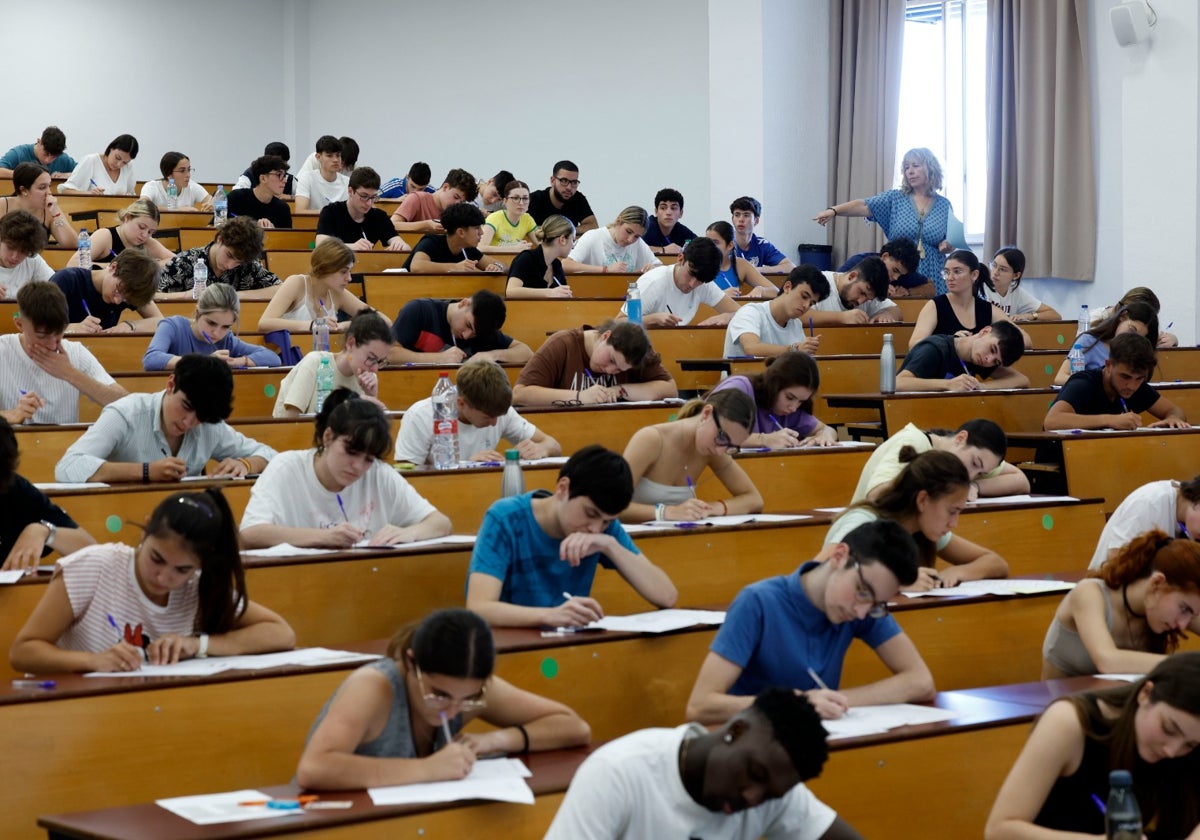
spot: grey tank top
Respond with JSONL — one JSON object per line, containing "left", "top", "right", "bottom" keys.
{"left": 1041, "top": 578, "right": 1113, "bottom": 676}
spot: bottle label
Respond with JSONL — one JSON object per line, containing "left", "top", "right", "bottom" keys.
{"left": 434, "top": 419, "right": 458, "bottom": 435}
{"left": 1108, "top": 822, "right": 1140, "bottom": 840}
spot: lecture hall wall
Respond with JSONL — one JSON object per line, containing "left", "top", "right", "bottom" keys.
{"left": 6, "top": 1, "right": 1197, "bottom": 344}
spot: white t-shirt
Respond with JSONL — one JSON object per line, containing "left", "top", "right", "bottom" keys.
{"left": 1088, "top": 480, "right": 1178, "bottom": 570}
{"left": 569, "top": 227, "right": 662, "bottom": 272}
{"left": 724, "top": 300, "right": 809, "bottom": 357}
{"left": 139, "top": 180, "right": 211, "bottom": 209}
{"left": 56, "top": 543, "right": 201, "bottom": 655}
{"left": 273, "top": 351, "right": 361, "bottom": 416}
{"left": 544, "top": 723, "right": 837, "bottom": 840}
{"left": 0, "top": 333, "right": 115, "bottom": 425}
{"left": 815, "top": 271, "right": 898, "bottom": 319}
{"left": 825, "top": 505, "right": 952, "bottom": 552}
{"left": 59, "top": 153, "right": 137, "bottom": 196}
{"left": 394, "top": 396, "right": 537, "bottom": 465}
{"left": 240, "top": 448, "right": 437, "bottom": 534}
{"left": 294, "top": 169, "right": 349, "bottom": 211}
{"left": 0, "top": 254, "right": 54, "bottom": 298}
{"left": 982, "top": 284, "right": 1042, "bottom": 317}
{"left": 619, "top": 264, "right": 726, "bottom": 325}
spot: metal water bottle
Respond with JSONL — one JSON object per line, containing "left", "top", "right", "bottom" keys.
{"left": 880, "top": 333, "right": 896, "bottom": 394}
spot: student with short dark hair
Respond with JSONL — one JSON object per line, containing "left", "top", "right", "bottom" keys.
{"left": 617, "top": 237, "right": 736, "bottom": 326}
{"left": 687, "top": 519, "right": 935, "bottom": 724}
{"left": 273, "top": 311, "right": 394, "bottom": 417}
{"left": 0, "top": 126, "right": 76, "bottom": 179}
{"left": 729, "top": 196, "right": 795, "bottom": 274}
{"left": 157, "top": 217, "right": 281, "bottom": 301}
{"left": 896, "top": 321, "right": 1029, "bottom": 391}
{"left": 547, "top": 688, "right": 862, "bottom": 840}
{"left": 838, "top": 237, "right": 925, "bottom": 298}
{"left": 316, "top": 166, "right": 409, "bottom": 252}
{"left": 466, "top": 444, "right": 679, "bottom": 627}
{"left": 390, "top": 288, "right": 529, "bottom": 365}
{"left": 53, "top": 249, "right": 165, "bottom": 334}
{"left": 294, "top": 135, "right": 348, "bottom": 212}
{"left": 810, "top": 256, "right": 900, "bottom": 325}
{"left": 391, "top": 167, "right": 478, "bottom": 233}
{"left": 723, "top": 265, "right": 831, "bottom": 357}
{"left": 0, "top": 281, "right": 126, "bottom": 425}
{"left": 0, "top": 209, "right": 53, "bottom": 297}
{"left": 527, "top": 160, "right": 598, "bottom": 233}
{"left": 228, "top": 154, "right": 293, "bottom": 229}
{"left": 55, "top": 354, "right": 277, "bottom": 483}
{"left": 58, "top": 134, "right": 139, "bottom": 196}
{"left": 233, "top": 142, "right": 295, "bottom": 196}
{"left": 474, "top": 168, "right": 514, "bottom": 213}
{"left": 642, "top": 187, "right": 698, "bottom": 255}
{"left": 1, "top": 163, "right": 78, "bottom": 247}
{"left": 512, "top": 320, "right": 678, "bottom": 405}
{"left": 1045, "top": 332, "right": 1189, "bottom": 431}
{"left": 379, "top": 161, "right": 435, "bottom": 199}
{"left": 402, "top": 202, "right": 504, "bottom": 273}
{"left": 140, "top": 151, "right": 212, "bottom": 212}
{"left": 394, "top": 358, "right": 561, "bottom": 465}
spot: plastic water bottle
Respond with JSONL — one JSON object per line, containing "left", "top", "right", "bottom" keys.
{"left": 315, "top": 356, "right": 334, "bottom": 414}
{"left": 311, "top": 317, "right": 330, "bottom": 352}
{"left": 1105, "top": 769, "right": 1141, "bottom": 840}
{"left": 1068, "top": 341, "right": 1085, "bottom": 375}
{"left": 501, "top": 449, "right": 525, "bottom": 497}
{"left": 626, "top": 280, "right": 642, "bottom": 325}
{"left": 213, "top": 186, "right": 228, "bottom": 227}
{"left": 431, "top": 374, "right": 460, "bottom": 470}
{"left": 191, "top": 260, "right": 208, "bottom": 301}
{"left": 77, "top": 229, "right": 91, "bottom": 269}
{"left": 166, "top": 177, "right": 179, "bottom": 210}
{"left": 879, "top": 333, "right": 896, "bottom": 394}
{"left": 1078, "top": 304, "right": 1090, "bottom": 335}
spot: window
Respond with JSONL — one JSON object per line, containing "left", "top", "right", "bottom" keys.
{"left": 896, "top": 0, "right": 988, "bottom": 242}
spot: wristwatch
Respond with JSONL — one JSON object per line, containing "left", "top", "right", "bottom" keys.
{"left": 196, "top": 633, "right": 210, "bottom": 658}
{"left": 38, "top": 520, "right": 57, "bottom": 549}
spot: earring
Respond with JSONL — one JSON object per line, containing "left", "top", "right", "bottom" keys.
{"left": 723, "top": 734, "right": 733, "bottom": 744}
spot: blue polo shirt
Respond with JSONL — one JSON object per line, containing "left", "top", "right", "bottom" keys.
{"left": 711, "top": 561, "right": 901, "bottom": 695}
{"left": 0, "top": 144, "right": 76, "bottom": 175}
{"left": 733, "top": 234, "right": 787, "bottom": 268}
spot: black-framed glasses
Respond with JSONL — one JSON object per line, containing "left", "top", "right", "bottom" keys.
{"left": 353, "top": 191, "right": 379, "bottom": 203}
{"left": 711, "top": 413, "right": 740, "bottom": 454}
{"left": 269, "top": 170, "right": 289, "bottom": 179}
{"left": 363, "top": 351, "right": 388, "bottom": 369}
{"left": 507, "top": 194, "right": 531, "bottom": 203}
{"left": 851, "top": 559, "right": 889, "bottom": 619}
{"left": 554, "top": 177, "right": 581, "bottom": 187}
{"left": 414, "top": 664, "right": 488, "bottom": 710}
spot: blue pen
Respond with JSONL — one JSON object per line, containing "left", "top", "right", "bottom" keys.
{"left": 808, "top": 317, "right": 814, "bottom": 335}
{"left": 685, "top": 474, "right": 696, "bottom": 498}
{"left": 107, "top": 613, "right": 121, "bottom": 642}
{"left": 88, "top": 178, "right": 99, "bottom": 190}
{"left": 80, "top": 299, "right": 92, "bottom": 318}
{"left": 1090, "top": 793, "right": 1106, "bottom": 815}
{"left": 18, "top": 388, "right": 27, "bottom": 396}
{"left": 770, "top": 415, "right": 784, "bottom": 431}
{"left": 336, "top": 493, "right": 350, "bottom": 523}
{"left": 201, "top": 330, "right": 215, "bottom": 345}
{"left": 11, "top": 680, "right": 56, "bottom": 690}
{"left": 1119, "top": 397, "right": 1130, "bottom": 413}
{"left": 1179, "top": 521, "right": 1192, "bottom": 539}
{"left": 477, "top": 461, "right": 502, "bottom": 467}
{"left": 1167, "top": 321, "right": 1174, "bottom": 330}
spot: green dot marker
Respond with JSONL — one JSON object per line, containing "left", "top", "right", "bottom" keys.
{"left": 668, "top": 414, "right": 678, "bottom": 422}
{"left": 1042, "top": 514, "right": 1054, "bottom": 530}
{"left": 1056, "top": 334, "right": 1065, "bottom": 345}
{"left": 1044, "top": 364, "right": 1054, "bottom": 375}
{"left": 540, "top": 657, "right": 559, "bottom": 679}
{"left": 105, "top": 515, "right": 122, "bottom": 534}
{"left": 264, "top": 384, "right": 277, "bottom": 398}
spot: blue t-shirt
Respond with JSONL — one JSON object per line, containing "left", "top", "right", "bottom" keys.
{"left": 51, "top": 266, "right": 135, "bottom": 329}
{"left": 733, "top": 234, "right": 786, "bottom": 268}
{"left": 1071, "top": 334, "right": 1110, "bottom": 372}
{"left": 710, "top": 561, "right": 901, "bottom": 695}
{"left": 0, "top": 144, "right": 77, "bottom": 175}
{"left": 468, "top": 491, "right": 635, "bottom": 607}
{"left": 379, "top": 176, "right": 436, "bottom": 199}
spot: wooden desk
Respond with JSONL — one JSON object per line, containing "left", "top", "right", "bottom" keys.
{"left": 800, "top": 321, "right": 1075, "bottom": 355}
{"left": 96, "top": 210, "right": 214, "bottom": 230}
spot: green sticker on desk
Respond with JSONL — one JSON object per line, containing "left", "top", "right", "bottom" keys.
{"left": 106, "top": 514, "right": 122, "bottom": 534}
{"left": 540, "top": 657, "right": 559, "bottom": 679}
{"left": 1044, "top": 364, "right": 1054, "bottom": 375}
{"left": 1042, "top": 514, "right": 1054, "bottom": 530}
{"left": 264, "top": 384, "right": 277, "bottom": 398}
{"left": 668, "top": 414, "right": 677, "bottom": 422}
{"left": 1056, "top": 333, "right": 1066, "bottom": 345}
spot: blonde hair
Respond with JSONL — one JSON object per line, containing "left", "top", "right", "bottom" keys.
{"left": 195, "top": 282, "right": 240, "bottom": 320}
{"left": 608, "top": 205, "right": 649, "bottom": 231}
{"left": 310, "top": 238, "right": 355, "bottom": 279}
{"left": 535, "top": 214, "right": 575, "bottom": 245}
{"left": 455, "top": 357, "right": 513, "bottom": 417}
{"left": 898, "top": 148, "right": 944, "bottom": 195}
{"left": 116, "top": 198, "right": 160, "bottom": 224}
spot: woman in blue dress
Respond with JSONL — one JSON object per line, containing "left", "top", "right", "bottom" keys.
{"left": 815, "top": 147, "right": 954, "bottom": 293}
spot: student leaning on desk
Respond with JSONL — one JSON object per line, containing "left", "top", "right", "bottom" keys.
{"left": 297, "top": 608, "right": 589, "bottom": 789}
{"left": 9, "top": 488, "right": 295, "bottom": 673}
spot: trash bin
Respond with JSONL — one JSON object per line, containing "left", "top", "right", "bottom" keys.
{"left": 796, "top": 243, "right": 832, "bottom": 271}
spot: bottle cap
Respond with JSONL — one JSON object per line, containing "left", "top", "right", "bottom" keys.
{"left": 1109, "top": 769, "right": 1133, "bottom": 786}
{"left": 505, "top": 449, "right": 520, "bottom": 461}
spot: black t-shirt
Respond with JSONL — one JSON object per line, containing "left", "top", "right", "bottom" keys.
{"left": 898, "top": 334, "right": 996, "bottom": 381}
{"left": 401, "top": 235, "right": 483, "bottom": 271}
{"left": 507, "top": 246, "right": 566, "bottom": 289}
{"left": 1054, "top": 367, "right": 1160, "bottom": 415}
{"left": 240, "top": 167, "right": 295, "bottom": 196}
{"left": 641, "top": 217, "right": 697, "bottom": 248}
{"left": 51, "top": 267, "right": 135, "bottom": 329}
{"left": 228, "top": 188, "right": 293, "bottom": 229}
{"left": 391, "top": 298, "right": 513, "bottom": 356}
{"left": 528, "top": 187, "right": 595, "bottom": 226}
{"left": 0, "top": 475, "right": 78, "bottom": 560}
{"left": 316, "top": 202, "right": 396, "bottom": 246}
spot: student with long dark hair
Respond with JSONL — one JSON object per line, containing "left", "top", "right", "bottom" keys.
{"left": 709, "top": 350, "right": 838, "bottom": 448}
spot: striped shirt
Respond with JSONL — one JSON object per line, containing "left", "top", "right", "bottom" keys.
{"left": 0, "top": 334, "right": 116, "bottom": 425}
{"left": 57, "top": 543, "right": 200, "bottom": 655}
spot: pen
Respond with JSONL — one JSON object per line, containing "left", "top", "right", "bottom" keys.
{"left": 107, "top": 613, "right": 121, "bottom": 642}
{"left": 770, "top": 415, "right": 784, "bottom": 431}
{"left": 201, "top": 330, "right": 215, "bottom": 345}
{"left": 541, "top": 626, "right": 605, "bottom": 635}
{"left": 562, "top": 591, "right": 574, "bottom": 602}
{"left": 665, "top": 304, "right": 674, "bottom": 314}
{"left": 1120, "top": 397, "right": 1130, "bottom": 413}
{"left": 19, "top": 388, "right": 27, "bottom": 396}
{"left": 476, "top": 461, "right": 502, "bottom": 467}
{"left": 80, "top": 299, "right": 92, "bottom": 318}
{"left": 807, "top": 667, "right": 831, "bottom": 691}
{"left": 808, "top": 317, "right": 814, "bottom": 336}
{"left": 1167, "top": 321, "right": 1174, "bottom": 330}
{"left": 685, "top": 470, "right": 696, "bottom": 498}
{"left": 674, "top": 522, "right": 714, "bottom": 529}
{"left": 1090, "top": 793, "right": 1106, "bottom": 815}
{"left": 88, "top": 178, "right": 99, "bottom": 190}
{"left": 336, "top": 493, "right": 350, "bottom": 523}
{"left": 440, "top": 710, "right": 454, "bottom": 747}
{"left": 11, "top": 679, "right": 56, "bottom": 690}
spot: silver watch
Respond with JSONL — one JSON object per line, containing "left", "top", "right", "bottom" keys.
{"left": 38, "top": 520, "right": 57, "bottom": 549}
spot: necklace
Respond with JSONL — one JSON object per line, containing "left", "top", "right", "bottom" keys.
{"left": 912, "top": 195, "right": 930, "bottom": 259}
{"left": 1121, "top": 585, "right": 1146, "bottom": 648}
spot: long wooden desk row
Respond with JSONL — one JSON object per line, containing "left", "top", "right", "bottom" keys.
{"left": 31, "top": 671, "right": 1115, "bottom": 840}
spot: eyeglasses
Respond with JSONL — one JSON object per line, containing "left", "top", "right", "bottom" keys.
{"left": 988, "top": 261, "right": 1011, "bottom": 274}
{"left": 414, "top": 664, "right": 488, "bottom": 710}
{"left": 362, "top": 351, "right": 388, "bottom": 369}
{"left": 507, "top": 195, "right": 531, "bottom": 203}
{"left": 942, "top": 267, "right": 970, "bottom": 278}
{"left": 173, "top": 167, "right": 194, "bottom": 175}
{"left": 851, "top": 560, "right": 889, "bottom": 619}
{"left": 711, "top": 413, "right": 740, "bottom": 454}
{"left": 269, "top": 170, "right": 289, "bottom": 179}
{"left": 353, "top": 191, "right": 379, "bottom": 203}
{"left": 554, "top": 177, "right": 581, "bottom": 187}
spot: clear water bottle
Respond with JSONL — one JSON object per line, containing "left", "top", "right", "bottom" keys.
{"left": 1068, "top": 341, "right": 1085, "bottom": 375}
{"left": 315, "top": 355, "right": 334, "bottom": 413}
{"left": 1105, "top": 769, "right": 1141, "bottom": 840}
{"left": 77, "top": 229, "right": 91, "bottom": 269}
{"left": 166, "top": 177, "right": 179, "bottom": 210}
{"left": 501, "top": 449, "right": 525, "bottom": 497}
{"left": 192, "top": 260, "right": 208, "bottom": 301}
{"left": 213, "top": 186, "right": 228, "bottom": 227}
{"left": 879, "top": 333, "right": 896, "bottom": 394}
{"left": 1078, "top": 304, "right": 1090, "bottom": 335}
{"left": 431, "top": 373, "right": 460, "bottom": 470}
{"left": 311, "top": 316, "right": 330, "bottom": 352}
{"left": 626, "top": 280, "right": 642, "bottom": 325}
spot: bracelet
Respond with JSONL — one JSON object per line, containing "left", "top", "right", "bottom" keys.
{"left": 237, "top": 457, "right": 253, "bottom": 473}
{"left": 514, "top": 723, "right": 530, "bottom": 753}
{"left": 601, "top": 265, "right": 607, "bottom": 273}
{"left": 719, "top": 500, "right": 729, "bottom": 516}
{"left": 142, "top": 462, "right": 150, "bottom": 484}
{"left": 827, "top": 206, "right": 838, "bottom": 217}
{"left": 196, "top": 633, "right": 210, "bottom": 659}
{"left": 655, "top": 503, "right": 667, "bottom": 521}
{"left": 309, "top": 319, "right": 316, "bottom": 332}
{"left": 126, "top": 320, "right": 135, "bottom": 331}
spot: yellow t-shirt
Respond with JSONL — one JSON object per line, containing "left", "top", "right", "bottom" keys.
{"left": 485, "top": 210, "right": 537, "bottom": 246}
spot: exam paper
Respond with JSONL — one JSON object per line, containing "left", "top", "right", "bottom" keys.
{"left": 368, "top": 758, "right": 533, "bottom": 806}
{"left": 966, "top": 494, "right": 1080, "bottom": 505}
{"left": 85, "top": 647, "right": 379, "bottom": 678}
{"left": 625, "top": 513, "right": 811, "bottom": 533}
{"left": 902, "top": 579, "right": 1076, "bottom": 598}
{"left": 0, "top": 570, "right": 26, "bottom": 584}
{"left": 156, "top": 789, "right": 298, "bottom": 825}
{"left": 33, "top": 482, "right": 110, "bottom": 490}
{"left": 822, "top": 704, "right": 959, "bottom": 741}
{"left": 588, "top": 609, "right": 726, "bottom": 634}
{"left": 351, "top": 534, "right": 477, "bottom": 549}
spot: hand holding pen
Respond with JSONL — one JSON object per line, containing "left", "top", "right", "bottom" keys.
{"left": 543, "top": 591, "right": 604, "bottom": 627}
{"left": 803, "top": 667, "right": 851, "bottom": 719}
{"left": 92, "top": 614, "right": 145, "bottom": 672}
{"left": 73, "top": 299, "right": 102, "bottom": 334}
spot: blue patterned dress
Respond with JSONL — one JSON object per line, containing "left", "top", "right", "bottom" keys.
{"left": 863, "top": 189, "right": 953, "bottom": 293}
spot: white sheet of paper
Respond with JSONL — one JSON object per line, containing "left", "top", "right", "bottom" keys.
{"left": 588, "top": 609, "right": 726, "bottom": 634}
{"left": 243, "top": 543, "right": 341, "bottom": 557}
{"left": 625, "top": 513, "right": 812, "bottom": 533}
{"left": 822, "top": 704, "right": 959, "bottom": 741}
{"left": 85, "top": 647, "right": 378, "bottom": 678}
{"left": 967, "top": 494, "right": 1080, "bottom": 506}
{"left": 352, "top": 534, "right": 476, "bottom": 549}
{"left": 156, "top": 789, "right": 299, "bottom": 826}
{"left": 903, "top": 579, "right": 1076, "bottom": 598}
{"left": 1094, "top": 673, "right": 1143, "bottom": 682}
{"left": 368, "top": 758, "right": 534, "bottom": 806}
{"left": 814, "top": 507, "right": 847, "bottom": 514}
{"left": 33, "top": 482, "right": 110, "bottom": 490}
{"left": 0, "top": 570, "right": 27, "bottom": 584}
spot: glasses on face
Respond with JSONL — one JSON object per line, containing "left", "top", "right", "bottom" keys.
{"left": 173, "top": 167, "right": 194, "bottom": 175}
{"left": 362, "top": 351, "right": 388, "bottom": 369}
{"left": 851, "top": 559, "right": 889, "bottom": 619}
{"left": 942, "top": 267, "right": 970, "bottom": 279}
{"left": 711, "top": 413, "right": 741, "bottom": 454}
{"left": 507, "top": 194, "right": 531, "bottom": 203}
{"left": 269, "top": 170, "right": 289, "bottom": 179}
{"left": 414, "top": 664, "right": 488, "bottom": 710}
{"left": 555, "top": 177, "right": 581, "bottom": 187}
{"left": 353, "top": 191, "right": 379, "bottom": 203}
{"left": 988, "top": 261, "right": 1010, "bottom": 274}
